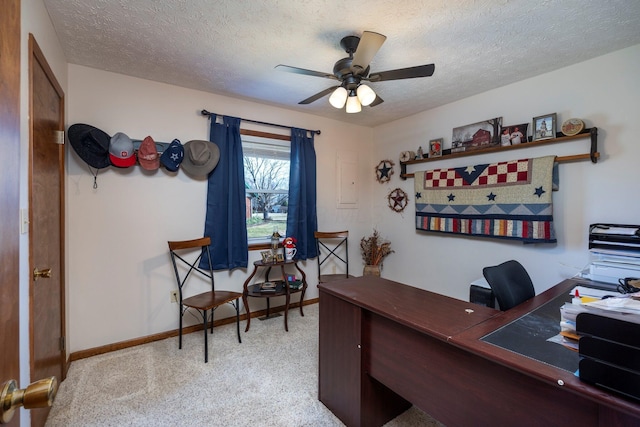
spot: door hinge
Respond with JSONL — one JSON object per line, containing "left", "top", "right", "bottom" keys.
{"left": 54, "top": 130, "right": 65, "bottom": 145}
{"left": 59, "top": 336, "right": 65, "bottom": 352}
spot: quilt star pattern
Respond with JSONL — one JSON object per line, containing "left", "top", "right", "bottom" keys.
{"left": 414, "top": 155, "right": 557, "bottom": 243}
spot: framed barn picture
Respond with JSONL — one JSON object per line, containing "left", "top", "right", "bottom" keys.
{"left": 452, "top": 117, "right": 502, "bottom": 152}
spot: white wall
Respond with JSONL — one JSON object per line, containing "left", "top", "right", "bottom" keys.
{"left": 66, "top": 65, "right": 374, "bottom": 352}
{"left": 372, "top": 44, "right": 640, "bottom": 301}
{"left": 57, "top": 32, "right": 640, "bottom": 353}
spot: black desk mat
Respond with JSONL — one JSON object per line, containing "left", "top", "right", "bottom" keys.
{"left": 481, "top": 292, "right": 579, "bottom": 372}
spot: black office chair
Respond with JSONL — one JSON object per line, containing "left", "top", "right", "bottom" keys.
{"left": 482, "top": 260, "right": 535, "bottom": 311}
{"left": 168, "top": 237, "right": 242, "bottom": 362}
{"left": 314, "top": 230, "right": 355, "bottom": 283}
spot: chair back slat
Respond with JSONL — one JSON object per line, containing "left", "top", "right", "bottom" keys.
{"left": 168, "top": 236, "right": 211, "bottom": 251}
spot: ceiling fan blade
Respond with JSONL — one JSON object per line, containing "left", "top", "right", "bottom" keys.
{"left": 368, "top": 64, "right": 435, "bottom": 82}
{"left": 275, "top": 64, "right": 337, "bottom": 80}
{"left": 351, "top": 31, "right": 387, "bottom": 74}
{"left": 369, "top": 95, "right": 384, "bottom": 107}
{"left": 299, "top": 86, "right": 340, "bottom": 104}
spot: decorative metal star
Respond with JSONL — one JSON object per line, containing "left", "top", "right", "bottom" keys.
{"left": 387, "top": 188, "right": 409, "bottom": 213}
{"left": 375, "top": 160, "right": 395, "bottom": 183}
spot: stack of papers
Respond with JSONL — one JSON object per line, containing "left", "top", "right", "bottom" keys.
{"left": 556, "top": 288, "right": 640, "bottom": 351}
{"left": 559, "top": 301, "right": 593, "bottom": 350}
{"left": 586, "top": 250, "right": 640, "bottom": 284}
{"left": 583, "top": 296, "right": 640, "bottom": 317}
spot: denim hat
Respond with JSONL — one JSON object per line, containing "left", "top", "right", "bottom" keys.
{"left": 138, "top": 136, "right": 160, "bottom": 170}
{"left": 181, "top": 140, "right": 220, "bottom": 177}
{"left": 109, "top": 132, "right": 136, "bottom": 168}
{"left": 67, "top": 124, "right": 111, "bottom": 169}
{"left": 160, "top": 139, "right": 184, "bottom": 172}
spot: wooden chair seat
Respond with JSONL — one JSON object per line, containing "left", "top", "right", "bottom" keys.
{"left": 183, "top": 290, "right": 244, "bottom": 311}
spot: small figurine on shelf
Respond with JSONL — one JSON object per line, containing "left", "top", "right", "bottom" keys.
{"left": 270, "top": 228, "right": 281, "bottom": 262}
{"left": 416, "top": 146, "right": 424, "bottom": 159}
{"left": 283, "top": 236, "right": 297, "bottom": 261}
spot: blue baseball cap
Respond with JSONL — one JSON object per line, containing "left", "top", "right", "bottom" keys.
{"left": 160, "top": 139, "right": 184, "bottom": 172}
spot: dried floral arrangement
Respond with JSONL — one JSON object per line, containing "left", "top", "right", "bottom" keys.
{"left": 360, "top": 229, "right": 394, "bottom": 266}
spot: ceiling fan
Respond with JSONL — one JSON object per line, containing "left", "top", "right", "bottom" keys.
{"left": 275, "top": 31, "right": 435, "bottom": 113}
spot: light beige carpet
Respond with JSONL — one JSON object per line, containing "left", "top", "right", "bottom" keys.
{"left": 46, "top": 304, "right": 444, "bottom": 426}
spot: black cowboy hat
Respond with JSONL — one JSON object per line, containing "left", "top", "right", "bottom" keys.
{"left": 68, "top": 123, "right": 111, "bottom": 169}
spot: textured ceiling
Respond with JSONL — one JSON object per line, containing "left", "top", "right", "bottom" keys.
{"left": 44, "top": 0, "right": 640, "bottom": 128}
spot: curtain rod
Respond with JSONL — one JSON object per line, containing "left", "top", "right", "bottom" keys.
{"left": 200, "top": 109, "right": 321, "bottom": 135}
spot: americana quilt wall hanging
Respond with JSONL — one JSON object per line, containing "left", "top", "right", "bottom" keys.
{"left": 414, "top": 155, "right": 557, "bottom": 243}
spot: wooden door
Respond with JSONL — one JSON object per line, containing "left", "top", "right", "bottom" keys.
{"left": 28, "top": 35, "right": 66, "bottom": 427}
{"left": 0, "top": 1, "right": 22, "bottom": 426}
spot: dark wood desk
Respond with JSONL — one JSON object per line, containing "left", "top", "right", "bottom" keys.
{"left": 318, "top": 276, "right": 640, "bottom": 427}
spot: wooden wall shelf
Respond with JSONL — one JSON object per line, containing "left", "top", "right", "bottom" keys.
{"left": 400, "top": 127, "right": 598, "bottom": 180}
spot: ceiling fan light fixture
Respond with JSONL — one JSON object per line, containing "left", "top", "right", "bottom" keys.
{"left": 329, "top": 87, "right": 348, "bottom": 109}
{"left": 277, "top": 31, "right": 434, "bottom": 110}
{"left": 356, "top": 84, "right": 376, "bottom": 106}
{"left": 345, "top": 93, "right": 362, "bottom": 113}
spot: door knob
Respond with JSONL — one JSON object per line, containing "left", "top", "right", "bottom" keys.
{"left": 0, "top": 377, "right": 57, "bottom": 424}
{"left": 33, "top": 267, "right": 51, "bottom": 281}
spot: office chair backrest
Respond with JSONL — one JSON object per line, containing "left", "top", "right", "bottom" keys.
{"left": 314, "top": 230, "right": 351, "bottom": 283}
{"left": 482, "top": 260, "right": 535, "bottom": 311}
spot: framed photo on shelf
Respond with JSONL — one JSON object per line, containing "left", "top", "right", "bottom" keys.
{"left": 260, "top": 250, "right": 273, "bottom": 263}
{"left": 532, "top": 113, "right": 556, "bottom": 141}
{"left": 276, "top": 253, "right": 285, "bottom": 262}
{"left": 428, "top": 138, "right": 443, "bottom": 157}
{"left": 500, "top": 123, "right": 529, "bottom": 146}
{"left": 451, "top": 117, "right": 502, "bottom": 152}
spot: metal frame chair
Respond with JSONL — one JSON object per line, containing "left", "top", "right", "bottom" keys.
{"left": 168, "top": 236, "right": 241, "bottom": 362}
{"left": 314, "top": 230, "right": 355, "bottom": 284}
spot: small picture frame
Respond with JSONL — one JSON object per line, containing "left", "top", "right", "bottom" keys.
{"left": 276, "top": 253, "right": 285, "bottom": 262}
{"left": 260, "top": 251, "right": 272, "bottom": 263}
{"left": 532, "top": 113, "right": 556, "bottom": 141}
{"left": 500, "top": 123, "right": 529, "bottom": 146}
{"left": 428, "top": 138, "right": 443, "bottom": 158}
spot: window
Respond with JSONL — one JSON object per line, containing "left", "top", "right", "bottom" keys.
{"left": 243, "top": 133, "right": 290, "bottom": 241}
